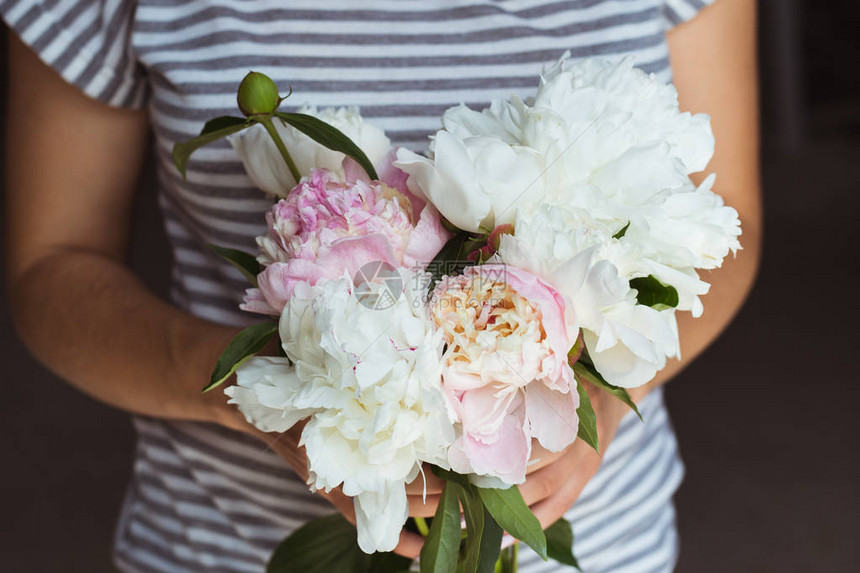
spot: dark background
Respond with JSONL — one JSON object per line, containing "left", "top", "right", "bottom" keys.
{"left": 1, "top": 1, "right": 858, "bottom": 571}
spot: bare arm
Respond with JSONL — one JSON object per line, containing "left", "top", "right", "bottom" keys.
{"left": 5, "top": 35, "right": 240, "bottom": 428}
{"left": 631, "top": 0, "right": 763, "bottom": 399}
{"left": 4, "top": 34, "right": 378, "bottom": 553}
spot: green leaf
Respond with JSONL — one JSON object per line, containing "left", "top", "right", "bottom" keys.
{"left": 207, "top": 244, "right": 261, "bottom": 285}
{"left": 267, "top": 513, "right": 411, "bottom": 573}
{"left": 439, "top": 475, "right": 505, "bottom": 573}
{"left": 206, "top": 322, "right": 278, "bottom": 392}
{"left": 612, "top": 221, "right": 630, "bottom": 239}
{"left": 475, "top": 506, "right": 504, "bottom": 573}
{"left": 367, "top": 551, "right": 414, "bottom": 573}
{"left": 421, "top": 481, "right": 463, "bottom": 573}
{"left": 201, "top": 115, "right": 248, "bottom": 134}
{"left": 544, "top": 519, "right": 581, "bottom": 570}
{"left": 575, "top": 382, "right": 599, "bottom": 453}
{"left": 431, "top": 466, "right": 472, "bottom": 488}
{"left": 266, "top": 513, "right": 355, "bottom": 573}
{"left": 428, "top": 467, "right": 506, "bottom": 573}
{"left": 572, "top": 362, "right": 642, "bottom": 421}
{"left": 426, "top": 231, "right": 486, "bottom": 288}
{"left": 567, "top": 332, "right": 586, "bottom": 366}
{"left": 477, "top": 486, "right": 547, "bottom": 560}
{"left": 629, "top": 275, "right": 679, "bottom": 310}
{"left": 451, "top": 482, "right": 484, "bottom": 573}
{"left": 275, "top": 112, "right": 379, "bottom": 180}
{"left": 172, "top": 119, "right": 250, "bottom": 178}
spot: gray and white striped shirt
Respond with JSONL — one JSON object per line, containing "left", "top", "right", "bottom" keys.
{"left": 1, "top": 1, "right": 712, "bottom": 571}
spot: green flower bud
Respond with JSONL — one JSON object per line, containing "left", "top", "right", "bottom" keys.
{"left": 237, "top": 71, "right": 281, "bottom": 116}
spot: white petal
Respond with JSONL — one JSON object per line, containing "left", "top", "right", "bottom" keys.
{"left": 397, "top": 133, "right": 491, "bottom": 233}
{"left": 229, "top": 124, "right": 296, "bottom": 196}
{"left": 354, "top": 485, "right": 408, "bottom": 553}
{"left": 225, "top": 357, "right": 311, "bottom": 432}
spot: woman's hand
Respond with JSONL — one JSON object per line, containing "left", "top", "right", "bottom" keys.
{"left": 519, "top": 382, "right": 630, "bottom": 528}
{"left": 222, "top": 404, "right": 428, "bottom": 559}
{"left": 399, "top": 382, "right": 635, "bottom": 557}
{"left": 211, "top": 333, "right": 635, "bottom": 561}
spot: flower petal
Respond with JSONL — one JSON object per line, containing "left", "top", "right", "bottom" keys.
{"left": 525, "top": 381, "right": 579, "bottom": 452}
{"left": 354, "top": 484, "right": 408, "bottom": 553}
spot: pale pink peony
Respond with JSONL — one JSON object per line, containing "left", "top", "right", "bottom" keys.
{"left": 243, "top": 160, "right": 450, "bottom": 315}
{"left": 430, "top": 265, "right": 580, "bottom": 485}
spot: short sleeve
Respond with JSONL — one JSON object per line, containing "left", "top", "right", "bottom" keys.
{"left": 662, "top": 0, "right": 715, "bottom": 30}
{"left": 0, "top": 0, "right": 147, "bottom": 108}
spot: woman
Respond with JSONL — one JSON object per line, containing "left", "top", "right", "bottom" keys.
{"left": 3, "top": 0, "right": 760, "bottom": 571}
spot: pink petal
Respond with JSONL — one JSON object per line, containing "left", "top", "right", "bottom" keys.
{"left": 342, "top": 150, "right": 425, "bottom": 216}
{"left": 324, "top": 234, "right": 400, "bottom": 273}
{"left": 459, "top": 384, "right": 517, "bottom": 438}
{"left": 341, "top": 156, "right": 371, "bottom": 184}
{"left": 488, "top": 224, "right": 515, "bottom": 251}
{"left": 257, "top": 261, "right": 325, "bottom": 312}
{"left": 240, "top": 288, "right": 280, "bottom": 316}
{"left": 403, "top": 204, "right": 453, "bottom": 268}
{"left": 441, "top": 367, "right": 490, "bottom": 394}
{"left": 458, "top": 400, "right": 530, "bottom": 485}
{"left": 525, "top": 382, "right": 579, "bottom": 452}
{"left": 470, "top": 265, "right": 577, "bottom": 376}
{"left": 377, "top": 149, "right": 426, "bottom": 214}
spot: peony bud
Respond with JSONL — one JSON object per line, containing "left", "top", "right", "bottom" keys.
{"left": 237, "top": 72, "right": 281, "bottom": 116}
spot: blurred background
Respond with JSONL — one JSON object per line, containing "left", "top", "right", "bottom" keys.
{"left": 1, "top": 1, "right": 857, "bottom": 571}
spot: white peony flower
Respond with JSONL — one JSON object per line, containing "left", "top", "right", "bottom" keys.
{"left": 225, "top": 356, "right": 319, "bottom": 432}
{"left": 395, "top": 56, "right": 724, "bottom": 243}
{"left": 395, "top": 130, "right": 547, "bottom": 233}
{"left": 229, "top": 106, "right": 391, "bottom": 197}
{"left": 398, "top": 54, "right": 740, "bottom": 388}
{"left": 497, "top": 206, "right": 680, "bottom": 388}
{"left": 621, "top": 174, "right": 742, "bottom": 272}
{"left": 535, "top": 55, "right": 715, "bottom": 177}
{"left": 228, "top": 270, "right": 453, "bottom": 553}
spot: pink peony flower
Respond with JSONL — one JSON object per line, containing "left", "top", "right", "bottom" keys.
{"left": 243, "top": 159, "right": 450, "bottom": 315}
{"left": 430, "top": 265, "right": 579, "bottom": 485}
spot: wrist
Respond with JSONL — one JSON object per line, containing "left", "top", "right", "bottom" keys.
{"left": 205, "top": 383, "right": 251, "bottom": 432}
{"left": 165, "top": 317, "right": 246, "bottom": 427}
{"left": 193, "top": 325, "right": 275, "bottom": 435}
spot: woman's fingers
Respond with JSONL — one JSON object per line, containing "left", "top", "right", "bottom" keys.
{"left": 527, "top": 453, "right": 602, "bottom": 529}
{"left": 408, "top": 439, "right": 603, "bottom": 519}
{"left": 524, "top": 442, "right": 568, "bottom": 475}
{"left": 393, "top": 529, "right": 425, "bottom": 559}
{"left": 317, "top": 490, "right": 358, "bottom": 524}
{"left": 404, "top": 464, "right": 445, "bottom": 496}
{"left": 516, "top": 443, "right": 587, "bottom": 506}
{"left": 408, "top": 492, "right": 442, "bottom": 517}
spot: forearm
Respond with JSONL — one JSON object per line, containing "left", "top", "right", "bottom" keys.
{"left": 9, "top": 247, "right": 240, "bottom": 425}
{"left": 624, "top": 0, "right": 762, "bottom": 403}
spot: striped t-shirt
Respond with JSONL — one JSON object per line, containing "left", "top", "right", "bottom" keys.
{"left": 2, "top": 1, "right": 713, "bottom": 571}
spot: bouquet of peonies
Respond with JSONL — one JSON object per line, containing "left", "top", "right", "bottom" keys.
{"left": 174, "top": 54, "right": 741, "bottom": 573}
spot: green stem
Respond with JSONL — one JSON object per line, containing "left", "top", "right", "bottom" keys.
{"left": 258, "top": 116, "right": 301, "bottom": 184}
{"left": 497, "top": 543, "right": 519, "bottom": 573}
{"left": 511, "top": 542, "right": 519, "bottom": 573}
{"left": 413, "top": 517, "right": 430, "bottom": 538}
